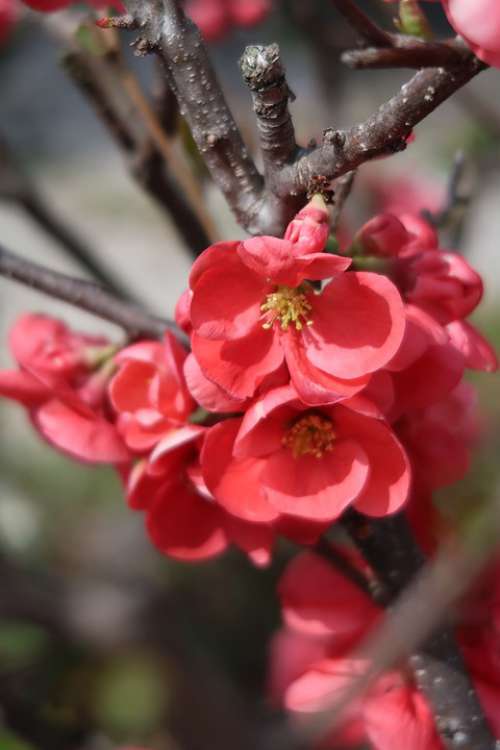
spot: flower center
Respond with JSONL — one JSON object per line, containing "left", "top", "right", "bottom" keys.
{"left": 282, "top": 414, "right": 335, "bottom": 459}
{"left": 261, "top": 284, "right": 313, "bottom": 331}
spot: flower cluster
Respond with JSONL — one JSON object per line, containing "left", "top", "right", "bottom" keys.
{"left": 269, "top": 549, "right": 500, "bottom": 749}
{"left": 0, "top": 197, "right": 495, "bottom": 566}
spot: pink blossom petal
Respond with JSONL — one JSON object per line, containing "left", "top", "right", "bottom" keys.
{"left": 307, "top": 272, "right": 405, "bottom": 379}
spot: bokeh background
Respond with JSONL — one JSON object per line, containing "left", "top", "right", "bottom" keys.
{"left": 0, "top": 2, "right": 499, "bottom": 748}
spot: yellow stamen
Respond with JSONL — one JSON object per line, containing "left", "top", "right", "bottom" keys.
{"left": 261, "top": 284, "right": 313, "bottom": 331}
{"left": 282, "top": 414, "right": 335, "bottom": 459}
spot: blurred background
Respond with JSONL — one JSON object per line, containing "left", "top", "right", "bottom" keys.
{"left": 0, "top": 1, "right": 499, "bottom": 748}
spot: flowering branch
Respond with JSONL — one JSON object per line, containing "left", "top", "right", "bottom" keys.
{"left": 116, "top": 0, "right": 486, "bottom": 237}
{"left": 343, "top": 511, "right": 497, "bottom": 750}
{"left": 0, "top": 243, "right": 180, "bottom": 341}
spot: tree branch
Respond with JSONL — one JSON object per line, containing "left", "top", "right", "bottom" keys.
{"left": 331, "top": 170, "right": 356, "bottom": 232}
{"left": 330, "top": 0, "right": 393, "bottom": 47}
{"left": 239, "top": 45, "right": 298, "bottom": 179}
{"left": 342, "top": 39, "right": 467, "bottom": 69}
{"left": 0, "top": 243, "right": 180, "bottom": 341}
{"left": 342, "top": 510, "right": 497, "bottom": 750}
{"left": 0, "top": 134, "right": 136, "bottom": 300}
{"left": 111, "top": 1, "right": 487, "bottom": 238}
{"left": 279, "top": 55, "right": 486, "bottom": 196}
{"left": 121, "top": 0, "right": 269, "bottom": 232}
{"left": 62, "top": 47, "right": 213, "bottom": 258}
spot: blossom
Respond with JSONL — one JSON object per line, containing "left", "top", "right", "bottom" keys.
{"left": 188, "top": 198, "right": 405, "bottom": 406}
{"left": 441, "top": 0, "right": 500, "bottom": 68}
{"left": 123, "top": 422, "right": 274, "bottom": 565}
{"left": 396, "top": 381, "right": 480, "bottom": 492}
{"left": 272, "top": 550, "right": 500, "bottom": 749}
{"left": 0, "top": 314, "right": 128, "bottom": 463}
{"left": 108, "top": 333, "right": 195, "bottom": 453}
{"left": 271, "top": 551, "right": 443, "bottom": 750}
{"left": 185, "top": 0, "right": 270, "bottom": 41}
{"left": 201, "top": 384, "right": 411, "bottom": 524}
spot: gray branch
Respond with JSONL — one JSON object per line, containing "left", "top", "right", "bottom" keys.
{"left": 0, "top": 243, "right": 180, "bottom": 342}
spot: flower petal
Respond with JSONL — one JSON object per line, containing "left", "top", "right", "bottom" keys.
{"left": 35, "top": 399, "right": 130, "bottom": 463}
{"left": 306, "top": 271, "right": 405, "bottom": 379}
{"left": 146, "top": 480, "right": 228, "bottom": 562}
{"left": 192, "top": 327, "right": 284, "bottom": 400}
{"left": 202, "top": 419, "right": 279, "bottom": 523}
{"left": 333, "top": 406, "right": 411, "bottom": 516}
{"left": 190, "top": 252, "right": 264, "bottom": 340}
{"left": 262, "top": 441, "right": 370, "bottom": 521}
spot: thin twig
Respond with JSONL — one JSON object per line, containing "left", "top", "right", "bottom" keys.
{"left": 0, "top": 135, "right": 135, "bottom": 300}
{"left": 342, "top": 39, "right": 467, "bottom": 69}
{"left": 0, "top": 243, "right": 180, "bottom": 341}
{"left": 63, "top": 49, "right": 212, "bottom": 257}
{"left": 331, "top": 170, "right": 356, "bottom": 232}
{"left": 122, "top": 0, "right": 266, "bottom": 231}
{"left": 330, "top": 0, "right": 393, "bottom": 47}
{"left": 422, "top": 150, "right": 472, "bottom": 248}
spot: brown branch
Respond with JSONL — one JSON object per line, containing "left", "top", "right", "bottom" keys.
{"left": 342, "top": 511, "right": 497, "bottom": 750}
{"left": 62, "top": 48, "right": 212, "bottom": 258}
{"left": 330, "top": 0, "right": 392, "bottom": 47}
{"left": 121, "top": 0, "right": 268, "bottom": 232}
{"left": 0, "top": 134, "right": 136, "bottom": 301}
{"left": 0, "top": 243, "right": 180, "bottom": 341}
{"left": 342, "top": 39, "right": 467, "bottom": 69}
{"left": 113, "top": 1, "right": 488, "bottom": 238}
{"left": 331, "top": 170, "right": 356, "bottom": 232}
{"left": 239, "top": 45, "right": 298, "bottom": 179}
{"left": 279, "top": 55, "right": 486, "bottom": 197}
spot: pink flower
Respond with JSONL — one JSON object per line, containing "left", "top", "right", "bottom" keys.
{"left": 271, "top": 551, "right": 443, "bottom": 750}
{"left": 185, "top": 0, "right": 270, "bottom": 41}
{"left": 189, "top": 198, "right": 405, "bottom": 406}
{"left": 124, "top": 426, "right": 274, "bottom": 565}
{"left": 108, "top": 333, "right": 195, "bottom": 453}
{"left": 396, "top": 381, "right": 480, "bottom": 491}
{"left": 357, "top": 213, "right": 485, "bottom": 325}
{"left": 442, "top": 0, "right": 500, "bottom": 68}
{"left": 201, "top": 384, "right": 411, "bottom": 524}
{"left": 0, "top": 314, "right": 128, "bottom": 463}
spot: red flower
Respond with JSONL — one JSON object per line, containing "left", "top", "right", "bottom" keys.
{"left": 124, "top": 427, "right": 274, "bottom": 565}
{"left": 356, "top": 213, "right": 484, "bottom": 326}
{"left": 109, "top": 333, "right": 195, "bottom": 453}
{"left": 185, "top": 0, "right": 270, "bottom": 41}
{"left": 271, "top": 551, "right": 443, "bottom": 750}
{"left": 396, "top": 381, "right": 480, "bottom": 492}
{"left": 189, "top": 198, "right": 405, "bottom": 405}
{"left": 0, "top": 314, "right": 128, "bottom": 463}
{"left": 201, "top": 384, "right": 411, "bottom": 524}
